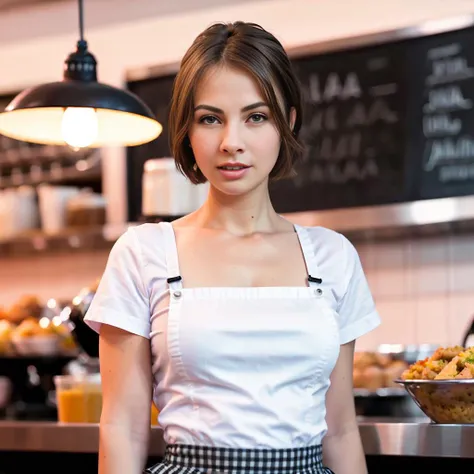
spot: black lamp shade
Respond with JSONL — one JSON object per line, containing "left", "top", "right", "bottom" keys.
{"left": 0, "top": 80, "right": 162, "bottom": 147}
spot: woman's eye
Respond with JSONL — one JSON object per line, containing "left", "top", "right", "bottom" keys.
{"left": 199, "top": 115, "right": 219, "bottom": 125}
{"left": 248, "top": 113, "right": 267, "bottom": 123}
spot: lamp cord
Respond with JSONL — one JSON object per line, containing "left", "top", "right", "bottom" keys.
{"left": 78, "top": 0, "right": 85, "bottom": 44}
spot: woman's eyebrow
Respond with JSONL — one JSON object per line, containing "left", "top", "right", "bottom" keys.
{"left": 241, "top": 101, "right": 267, "bottom": 112}
{"left": 194, "top": 101, "right": 268, "bottom": 113}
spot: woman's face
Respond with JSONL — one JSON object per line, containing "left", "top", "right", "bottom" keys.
{"left": 188, "top": 65, "right": 282, "bottom": 197}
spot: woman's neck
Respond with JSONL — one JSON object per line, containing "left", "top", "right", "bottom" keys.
{"left": 192, "top": 184, "right": 286, "bottom": 236}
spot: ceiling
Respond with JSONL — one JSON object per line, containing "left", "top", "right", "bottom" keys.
{"left": 0, "top": 0, "right": 67, "bottom": 12}
{"left": 0, "top": 0, "right": 259, "bottom": 45}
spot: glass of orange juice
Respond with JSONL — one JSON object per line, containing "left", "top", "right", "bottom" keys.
{"left": 54, "top": 375, "right": 87, "bottom": 423}
{"left": 54, "top": 374, "right": 102, "bottom": 423}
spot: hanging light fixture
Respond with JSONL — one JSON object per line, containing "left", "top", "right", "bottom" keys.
{"left": 0, "top": 0, "right": 162, "bottom": 148}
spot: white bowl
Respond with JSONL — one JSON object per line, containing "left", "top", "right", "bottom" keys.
{"left": 11, "top": 334, "right": 59, "bottom": 356}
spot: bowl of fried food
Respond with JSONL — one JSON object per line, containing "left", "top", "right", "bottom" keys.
{"left": 396, "top": 346, "right": 474, "bottom": 424}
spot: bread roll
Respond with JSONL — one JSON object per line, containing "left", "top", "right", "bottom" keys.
{"left": 360, "top": 366, "right": 385, "bottom": 391}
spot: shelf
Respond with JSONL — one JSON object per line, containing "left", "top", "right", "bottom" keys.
{"left": 0, "top": 143, "right": 102, "bottom": 190}
{"left": 5, "top": 207, "right": 474, "bottom": 259}
{"left": 0, "top": 167, "right": 101, "bottom": 190}
{"left": 4, "top": 213, "right": 474, "bottom": 259}
{"left": 0, "top": 225, "right": 121, "bottom": 258}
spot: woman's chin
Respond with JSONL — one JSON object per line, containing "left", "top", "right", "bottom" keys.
{"left": 212, "top": 183, "right": 250, "bottom": 197}
{"left": 209, "top": 178, "right": 268, "bottom": 198}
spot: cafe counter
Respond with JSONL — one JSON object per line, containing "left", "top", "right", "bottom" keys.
{"left": 0, "top": 418, "right": 473, "bottom": 473}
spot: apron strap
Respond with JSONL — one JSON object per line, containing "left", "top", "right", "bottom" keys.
{"left": 294, "top": 224, "right": 323, "bottom": 287}
{"left": 161, "top": 222, "right": 183, "bottom": 291}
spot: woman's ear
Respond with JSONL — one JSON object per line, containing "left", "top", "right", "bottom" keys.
{"left": 289, "top": 107, "right": 296, "bottom": 132}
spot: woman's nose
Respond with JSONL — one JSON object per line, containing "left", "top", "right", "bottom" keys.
{"left": 219, "top": 125, "right": 245, "bottom": 154}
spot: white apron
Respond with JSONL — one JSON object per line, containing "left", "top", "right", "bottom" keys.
{"left": 146, "top": 222, "right": 340, "bottom": 473}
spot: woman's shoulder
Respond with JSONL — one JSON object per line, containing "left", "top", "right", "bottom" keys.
{"left": 296, "top": 224, "right": 349, "bottom": 254}
{"left": 113, "top": 222, "right": 170, "bottom": 267}
{"left": 129, "top": 221, "right": 168, "bottom": 241}
{"left": 295, "top": 224, "right": 363, "bottom": 281}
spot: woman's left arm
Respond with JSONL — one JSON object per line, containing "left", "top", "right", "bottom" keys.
{"left": 323, "top": 340, "right": 367, "bottom": 474}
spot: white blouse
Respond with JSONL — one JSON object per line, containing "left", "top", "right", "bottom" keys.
{"left": 85, "top": 222, "right": 380, "bottom": 449}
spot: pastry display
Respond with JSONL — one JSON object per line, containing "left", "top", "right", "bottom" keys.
{"left": 0, "top": 295, "right": 78, "bottom": 357}
{"left": 2, "top": 295, "right": 42, "bottom": 324}
{"left": 353, "top": 351, "right": 408, "bottom": 391}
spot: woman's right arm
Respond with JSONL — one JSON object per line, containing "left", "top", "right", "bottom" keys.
{"left": 83, "top": 228, "right": 155, "bottom": 474}
{"left": 98, "top": 324, "right": 152, "bottom": 474}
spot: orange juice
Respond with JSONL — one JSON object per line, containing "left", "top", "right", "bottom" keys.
{"left": 57, "top": 387, "right": 87, "bottom": 423}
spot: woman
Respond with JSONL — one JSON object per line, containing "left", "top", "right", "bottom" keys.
{"left": 85, "top": 21, "right": 380, "bottom": 474}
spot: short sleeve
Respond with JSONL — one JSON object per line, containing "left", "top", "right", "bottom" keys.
{"left": 337, "top": 235, "right": 380, "bottom": 344}
{"left": 84, "top": 228, "right": 150, "bottom": 338}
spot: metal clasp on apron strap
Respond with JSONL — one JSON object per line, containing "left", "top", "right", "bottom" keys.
{"left": 167, "top": 276, "right": 183, "bottom": 298}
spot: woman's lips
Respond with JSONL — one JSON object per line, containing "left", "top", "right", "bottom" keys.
{"left": 217, "top": 165, "right": 251, "bottom": 180}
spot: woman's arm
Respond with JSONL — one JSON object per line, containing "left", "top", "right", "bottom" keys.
{"left": 323, "top": 340, "right": 367, "bottom": 474}
{"left": 98, "top": 324, "right": 152, "bottom": 474}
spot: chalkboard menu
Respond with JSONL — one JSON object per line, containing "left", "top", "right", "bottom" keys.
{"left": 405, "top": 27, "right": 474, "bottom": 200}
{"left": 126, "top": 24, "right": 474, "bottom": 221}
{"left": 270, "top": 41, "right": 409, "bottom": 212}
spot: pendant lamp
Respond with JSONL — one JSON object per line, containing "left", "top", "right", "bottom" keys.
{"left": 0, "top": 0, "right": 162, "bottom": 149}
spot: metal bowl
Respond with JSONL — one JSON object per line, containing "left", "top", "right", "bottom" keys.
{"left": 396, "top": 379, "right": 474, "bottom": 424}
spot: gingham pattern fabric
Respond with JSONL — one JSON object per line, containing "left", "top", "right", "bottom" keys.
{"left": 145, "top": 444, "right": 334, "bottom": 474}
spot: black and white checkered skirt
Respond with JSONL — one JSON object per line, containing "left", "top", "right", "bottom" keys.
{"left": 144, "top": 444, "right": 334, "bottom": 474}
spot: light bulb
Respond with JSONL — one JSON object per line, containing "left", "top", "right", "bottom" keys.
{"left": 61, "top": 107, "right": 99, "bottom": 148}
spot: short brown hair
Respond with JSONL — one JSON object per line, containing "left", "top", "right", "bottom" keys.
{"left": 168, "top": 21, "right": 304, "bottom": 184}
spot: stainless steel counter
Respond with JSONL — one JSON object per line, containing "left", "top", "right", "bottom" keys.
{"left": 358, "top": 417, "right": 474, "bottom": 458}
{"left": 0, "top": 418, "right": 473, "bottom": 458}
